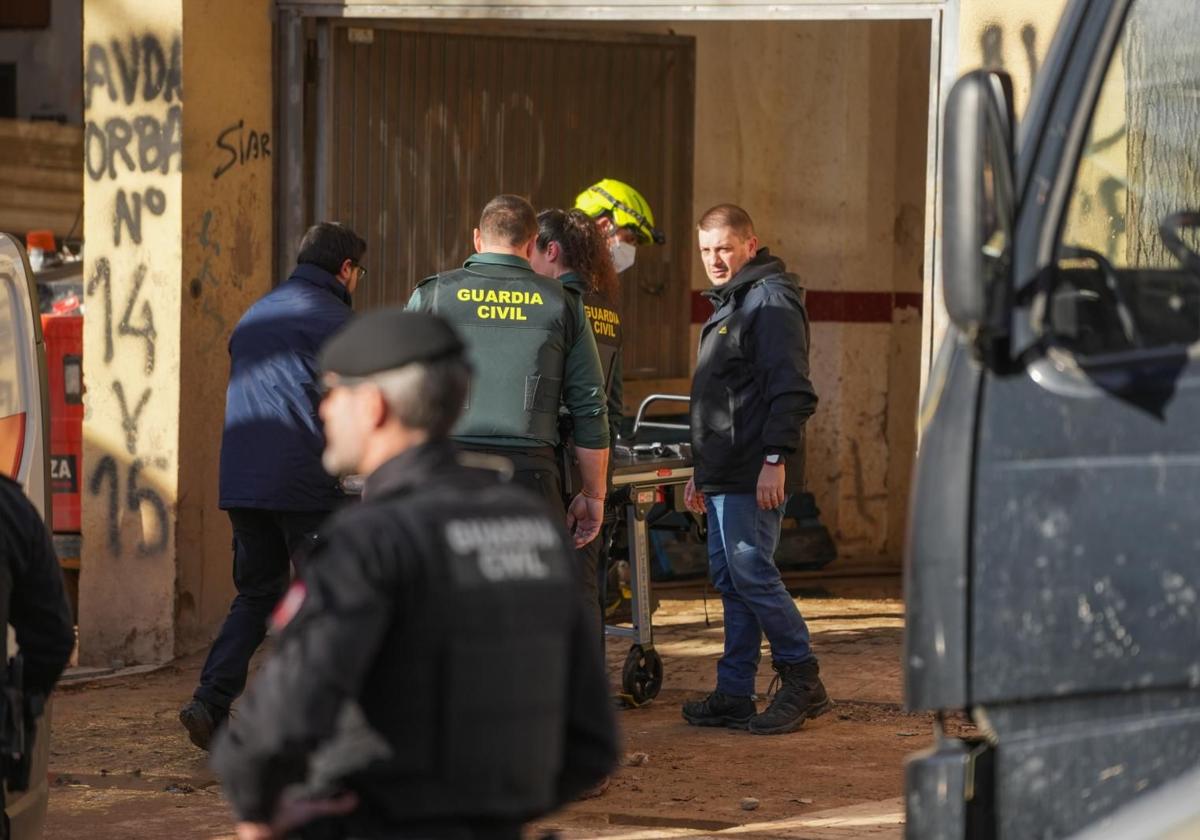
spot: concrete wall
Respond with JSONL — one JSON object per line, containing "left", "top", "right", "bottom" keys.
{"left": 624, "top": 19, "right": 930, "bottom": 560}
{"left": 0, "top": 0, "right": 83, "bottom": 123}
{"left": 79, "top": 0, "right": 274, "bottom": 666}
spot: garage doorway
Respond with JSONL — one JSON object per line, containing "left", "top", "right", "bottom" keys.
{"left": 278, "top": 2, "right": 948, "bottom": 563}
{"left": 318, "top": 23, "right": 695, "bottom": 379}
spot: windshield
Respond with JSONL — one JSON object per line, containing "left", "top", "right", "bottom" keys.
{"left": 1052, "top": 1, "right": 1200, "bottom": 355}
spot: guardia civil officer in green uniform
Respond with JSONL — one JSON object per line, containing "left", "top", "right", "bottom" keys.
{"left": 407, "top": 194, "right": 610, "bottom": 548}
{"left": 533, "top": 184, "right": 663, "bottom": 638}
{"left": 211, "top": 309, "right": 617, "bottom": 840}
{"left": 529, "top": 207, "right": 625, "bottom": 639}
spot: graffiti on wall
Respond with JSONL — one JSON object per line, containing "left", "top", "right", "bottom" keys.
{"left": 83, "top": 33, "right": 178, "bottom": 559}
{"left": 213, "top": 120, "right": 271, "bottom": 181}
{"left": 980, "top": 22, "right": 1041, "bottom": 82}
{"left": 978, "top": 20, "right": 1128, "bottom": 259}
{"left": 189, "top": 208, "right": 231, "bottom": 352}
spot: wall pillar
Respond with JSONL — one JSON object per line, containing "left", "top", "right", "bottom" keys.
{"left": 80, "top": 0, "right": 274, "bottom": 666}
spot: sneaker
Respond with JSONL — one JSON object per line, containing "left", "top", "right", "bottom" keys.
{"left": 748, "top": 660, "right": 832, "bottom": 735}
{"left": 681, "top": 690, "right": 756, "bottom": 729}
{"left": 179, "top": 698, "right": 227, "bottom": 751}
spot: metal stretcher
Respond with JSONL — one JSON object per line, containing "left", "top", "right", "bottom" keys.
{"left": 607, "top": 395, "right": 695, "bottom": 706}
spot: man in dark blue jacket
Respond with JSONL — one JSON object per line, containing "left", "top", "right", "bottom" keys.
{"left": 682, "top": 204, "right": 829, "bottom": 736}
{"left": 180, "top": 222, "right": 366, "bottom": 751}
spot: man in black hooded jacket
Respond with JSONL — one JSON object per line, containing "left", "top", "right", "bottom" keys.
{"left": 682, "top": 204, "right": 829, "bottom": 736}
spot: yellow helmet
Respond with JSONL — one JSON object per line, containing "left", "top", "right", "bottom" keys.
{"left": 574, "top": 179, "right": 665, "bottom": 246}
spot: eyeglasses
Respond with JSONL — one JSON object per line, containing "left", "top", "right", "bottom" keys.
{"left": 354, "top": 263, "right": 368, "bottom": 281}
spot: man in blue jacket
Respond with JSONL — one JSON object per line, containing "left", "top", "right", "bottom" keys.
{"left": 682, "top": 204, "right": 829, "bottom": 736}
{"left": 180, "top": 222, "right": 366, "bottom": 751}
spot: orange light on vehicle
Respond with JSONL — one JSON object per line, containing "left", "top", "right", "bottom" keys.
{"left": 0, "top": 412, "right": 26, "bottom": 479}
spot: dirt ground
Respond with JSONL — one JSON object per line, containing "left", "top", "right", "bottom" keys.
{"left": 43, "top": 570, "right": 959, "bottom": 839}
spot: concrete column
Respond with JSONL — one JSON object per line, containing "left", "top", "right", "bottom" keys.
{"left": 80, "top": 0, "right": 274, "bottom": 666}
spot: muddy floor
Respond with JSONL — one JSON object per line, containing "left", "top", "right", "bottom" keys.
{"left": 44, "top": 571, "right": 957, "bottom": 839}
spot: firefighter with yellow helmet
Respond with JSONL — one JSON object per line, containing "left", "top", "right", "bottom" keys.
{"left": 566, "top": 179, "right": 664, "bottom": 638}
{"left": 575, "top": 178, "right": 666, "bottom": 273}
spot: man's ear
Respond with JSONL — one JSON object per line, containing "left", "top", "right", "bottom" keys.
{"left": 365, "top": 386, "right": 389, "bottom": 429}
{"left": 595, "top": 216, "right": 614, "bottom": 236}
{"left": 746, "top": 235, "right": 760, "bottom": 254}
{"left": 473, "top": 228, "right": 484, "bottom": 254}
{"left": 524, "top": 238, "right": 536, "bottom": 260}
{"left": 546, "top": 240, "right": 560, "bottom": 264}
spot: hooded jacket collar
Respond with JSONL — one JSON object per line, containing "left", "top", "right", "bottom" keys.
{"left": 702, "top": 248, "right": 788, "bottom": 306}
{"left": 292, "top": 263, "right": 352, "bottom": 306}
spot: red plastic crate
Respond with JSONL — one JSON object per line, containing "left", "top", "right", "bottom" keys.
{"left": 40, "top": 313, "right": 83, "bottom": 533}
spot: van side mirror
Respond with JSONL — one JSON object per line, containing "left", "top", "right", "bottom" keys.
{"left": 942, "top": 70, "right": 1016, "bottom": 359}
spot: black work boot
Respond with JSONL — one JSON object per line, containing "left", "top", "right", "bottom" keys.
{"left": 748, "top": 660, "right": 832, "bottom": 735}
{"left": 179, "top": 698, "right": 227, "bottom": 751}
{"left": 682, "top": 690, "right": 756, "bottom": 729}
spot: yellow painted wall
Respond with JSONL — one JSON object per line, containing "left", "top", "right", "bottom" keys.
{"left": 80, "top": 0, "right": 274, "bottom": 666}
{"left": 958, "top": 0, "right": 1069, "bottom": 116}
{"left": 921, "top": 1, "right": 1071, "bottom": 389}
{"left": 81, "top": 1, "right": 185, "bottom": 665}
{"left": 175, "top": 0, "right": 276, "bottom": 655}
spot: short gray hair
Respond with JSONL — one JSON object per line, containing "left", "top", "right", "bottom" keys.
{"left": 371, "top": 356, "right": 470, "bottom": 439}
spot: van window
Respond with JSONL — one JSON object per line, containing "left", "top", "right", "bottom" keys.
{"left": 1054, "top": 2, "right": 1200, "bottom": 356}
{"left": 0, "top": 254, "right": 30, "bottom": 477}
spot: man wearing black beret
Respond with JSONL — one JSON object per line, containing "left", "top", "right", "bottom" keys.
{"left": 211, "top": 308, "right": 617, "bottom": 840}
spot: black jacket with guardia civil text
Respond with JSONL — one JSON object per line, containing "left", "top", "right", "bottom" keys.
{"left": 690, "top": 248, "right": 818, "bottom": 494}
{"left": 211, "top": 442, "right": 617, "bottom": 834}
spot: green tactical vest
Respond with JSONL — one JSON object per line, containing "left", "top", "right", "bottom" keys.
{"left": 417, "top": 262, "right": 577, "bottom": 445}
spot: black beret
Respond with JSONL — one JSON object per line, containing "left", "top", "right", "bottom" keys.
{"left": 318, "top": 307, "right": 465, "bottom": 377}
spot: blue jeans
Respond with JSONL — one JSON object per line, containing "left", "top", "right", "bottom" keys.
{"left": 706, "top": 493, "right": 814, "bottom": 697}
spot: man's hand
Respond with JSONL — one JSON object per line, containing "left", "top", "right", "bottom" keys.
{"left": 684, "top": 477, "right": 706, "bottom": 515}
{"left": 757, "top": 463, "right": 786, "bottom": 511}
{"left": 567, "top": 493, "right": 605, "bottom": 547}
{"left": 235, "top": 792, "right": 359, "bottom": 840}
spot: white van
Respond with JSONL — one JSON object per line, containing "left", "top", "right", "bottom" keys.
{"left": 0, "top": 232, "right": 54, "bottom": 839}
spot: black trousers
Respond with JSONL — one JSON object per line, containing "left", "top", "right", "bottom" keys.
{"left": 194, "top": 508, "right": 329, "bottom": 711}
{"left": 575, "top": 522, "right": 610, "bottom": 646}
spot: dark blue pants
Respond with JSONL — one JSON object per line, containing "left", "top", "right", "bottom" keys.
{"left": 194, "top": 508, "right": 329, "bottom": 711}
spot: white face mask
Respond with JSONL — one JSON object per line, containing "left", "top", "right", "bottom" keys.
{"left": 611, "top": 240, "right": 636, "bottom": 274}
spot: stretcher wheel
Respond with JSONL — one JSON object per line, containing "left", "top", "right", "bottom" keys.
{"left": 621, "top": 644, "right": 663, "bottom": 705}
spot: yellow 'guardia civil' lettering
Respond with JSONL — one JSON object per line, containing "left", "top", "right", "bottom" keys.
{"left": 584, "top": 305, "right": 620, "bottom": 325}
{"left": 457, "top": 288, "right": 544, "bottom": 306}
{"left": 477, "top": 305, "right": 527, "bottom": 321}
{"left": 592, "top": 321, "right": 617, "bottom": 338}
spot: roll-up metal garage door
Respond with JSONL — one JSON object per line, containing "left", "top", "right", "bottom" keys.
{"left": 319, "top": 22, "right": 695, "bottom": 380}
